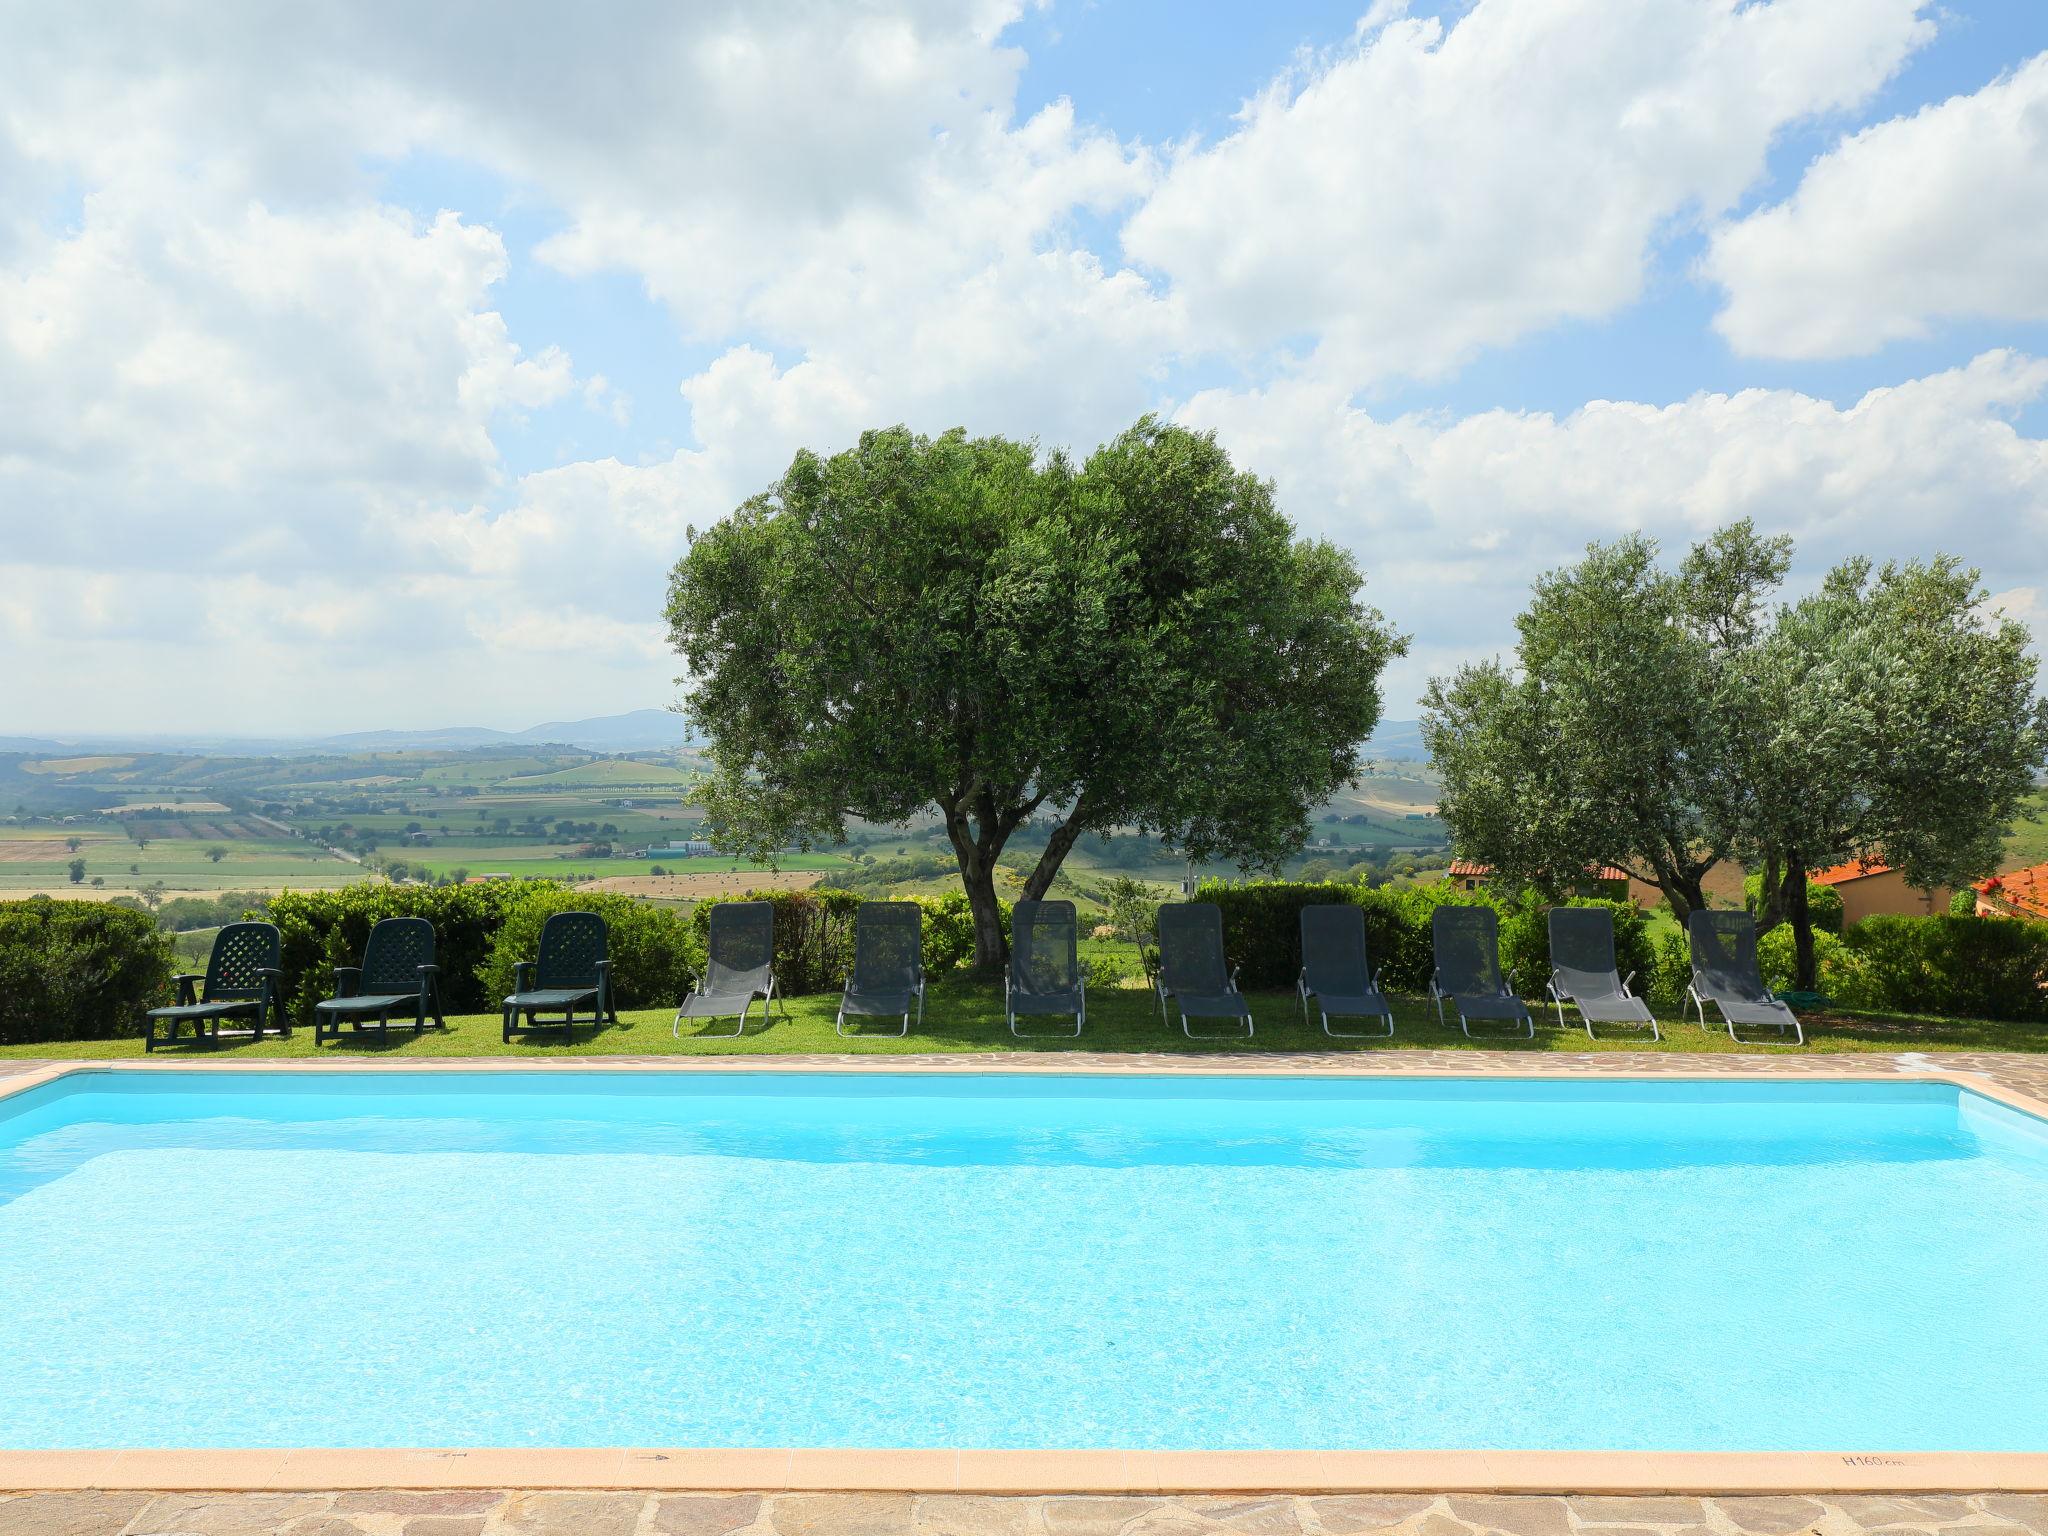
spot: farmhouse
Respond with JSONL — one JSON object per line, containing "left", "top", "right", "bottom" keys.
{"left": 1810, "top": 859, "right": 1952, "bottom": 924}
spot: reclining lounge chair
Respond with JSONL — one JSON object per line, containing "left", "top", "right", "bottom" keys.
{"left": 1297, "top": 903, "right": 1394, "bottom": 1037}
{"left": 1154, "top": 901, "right": 1253, "bottom": 1038}
{"left": 674, "top": 900, "right": 779, "bottom": 1038}
{"left": 502, "top": 910, "right": 616, "bottom": 1043}
{"left": 1429, "top": 905, "right": 1533, "bottom": 1038}
{"left": 1546, "top": 906, "right": 1658, "bottom": 1040}
{"left": 1686, "top": 909, "right": 1804, "bottom": 1045}
{"left": 1007, "top": 898, "right": 1085, "bottom": 1037}
{"left": 836, "top": 901, "right": 926, "bottom": 1036}
{"left": 145, "top": 920, "right": 286, "bottom": 1051}
{"left": 314, "top": 916, "right": 444, "bottom": 1044}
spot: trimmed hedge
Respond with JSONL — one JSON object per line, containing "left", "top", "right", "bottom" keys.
{"left": 0, "top": 897, "right": 173, "bottom": 1044}
{"left": 266, "top": 881, "right": 549, "bottom": 1025}
{"left": 1189, "top": 879, "right": 1651, "bottom": 998}
{"left": 1843, "top": 914, "right": 2048, "bottom": 1022}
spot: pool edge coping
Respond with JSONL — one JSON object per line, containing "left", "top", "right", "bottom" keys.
{"left": 6, "top": 1053, "right": 2046, "bottom": 1496}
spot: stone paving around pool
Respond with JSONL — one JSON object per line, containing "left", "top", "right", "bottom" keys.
{"left": 2, "top": 1490, "right": 2045, "bottom": 1536}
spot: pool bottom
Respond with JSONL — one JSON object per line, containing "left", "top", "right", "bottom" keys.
{"left": 4, "top": 1058, "right": 2046, "bottom": 1493}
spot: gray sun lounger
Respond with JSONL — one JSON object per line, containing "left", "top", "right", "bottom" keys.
{"left": 1007, "top": 898, "right": 1085, "bottom": 1037}
{"left": 1154, "top": 901, "right": 1252, "bottom": 1038}
{"left": 1687, "top": 909, "right": 1803, "bottom": 1045}
{"left": 1429, "top": 905, "right": 1533, "bottom": 1038}
{"left": 502, "top": 910, "right": 617, "bottom": 1042}
{"left": 837, "top": 901, "right": 926, "bottom": 1036}
{"left": 674, "top": 900, "right": 780, "bottom": 1038}
{"left": 1298, "top": 903, "right": 1393, "bottom": 1037}
{"left": 146, "top": 920, "right": 287, "bottom": 1050}
{"left": 1546, "top": 906, "right": 1658, "bottom": 1040}
{"left": 314, "top": 916, "right": 445, "bottom": 1044}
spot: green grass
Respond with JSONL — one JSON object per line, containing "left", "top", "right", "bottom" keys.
{"left": 10, "top": 980, "right": 2043, "bottom": 1060}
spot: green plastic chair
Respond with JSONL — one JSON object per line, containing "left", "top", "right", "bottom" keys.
{"left": 314, "top": 917, "right": 445, "bottom": 1044}
{"left": 145, "top": 921, "right": 286, "bottom": 1051}
{"left": 502, "top": 910, "right": 616, "bottom": 1043}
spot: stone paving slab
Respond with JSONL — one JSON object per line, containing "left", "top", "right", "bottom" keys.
{"left": 1, "top": 1491, "right": 2043, "bottom": 1536}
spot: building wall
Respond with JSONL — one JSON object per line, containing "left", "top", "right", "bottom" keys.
{"left": 1831, "top": 868, "right": 1952, "bottom": 924}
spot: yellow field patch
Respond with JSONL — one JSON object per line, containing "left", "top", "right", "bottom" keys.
{"left": 581, "top": 870, "right": 827, "bottom": 900}
{"left": 20, "top": 755, "right": 134, "bottom": 774}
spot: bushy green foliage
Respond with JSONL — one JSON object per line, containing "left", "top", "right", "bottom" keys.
{"left": 1843, "top": 915, "right": 2048, "bottom": 1022}
{"left": 479, "top": 888, "right": 697, "bottom": 1010}
{"left": 1743, "top": 873, "right": 1844, "bottom": 935}
{"left": 1641, "top": 931, "right": 1695, "bottom": 1017}
{"left": 1189, "top": 879, "right": 1651, "bottom": 998}
{"left": 1756, "top": 925, "right": 1871, "bottom": 1007}
{"left": 1949, "top": 888, "right": 1980, "bottom": 917}
{"left": 266, "top": 881, "right": 545, "bottom": 1024}
{"left": 0, "top": 896, "right": 172, "bottom": 1043}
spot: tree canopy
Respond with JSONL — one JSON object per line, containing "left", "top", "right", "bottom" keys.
{"left": 664, "top": 418, "right": 1404, "bottom": 969}
{"left": 1424, "top": 524, "right": 2047, "bottom": 989}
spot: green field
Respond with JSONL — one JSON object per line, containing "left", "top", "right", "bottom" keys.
{"left": 9, "top": 979, "right": 2044, "bottom": 1061}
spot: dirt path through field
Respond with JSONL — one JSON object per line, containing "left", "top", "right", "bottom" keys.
{"left": 582, "top": 870, "right": 829, "bottom": 899}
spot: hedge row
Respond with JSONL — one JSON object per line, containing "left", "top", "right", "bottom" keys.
{"left": 0, "top": 898, "right": 173, "bottom": 1045}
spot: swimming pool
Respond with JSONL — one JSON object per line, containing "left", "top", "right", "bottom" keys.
{"left": 2, "top": 1068, "right": 2044, "bottom": 1454}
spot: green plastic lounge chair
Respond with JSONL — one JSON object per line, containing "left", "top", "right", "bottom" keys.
{"left": 1298, "top": 903, "right": 1394, "bottom": 1037}
{"left": 313, "top": 916, "right": 445, "bottom": 1044}
{"left": 673, "top": 900, "right": 780, "bottom": 1038}
{"left": 502, "top": 910, "right": 616, "bottom": 1043}
{"left": 1154, "top": 901, "right": 1252, "bottom": 1038}
{"left": 836, "top": 901, "right": 925, "bottom": 1036}
{"left": 1686, "top": 909, "right": 1803, "bottom": 1045}
{"left": 1429, "top": 905, "right": 1532, "bottom": 1038}
{"left": 145, "top": 921, "right": 286, "bottom": 1051}
{"left": 1007, "top": 898, "right": 1085, "bottom": 1037}
{"left": 1547, "top": 906, "right": 1658, "bottom": 1040}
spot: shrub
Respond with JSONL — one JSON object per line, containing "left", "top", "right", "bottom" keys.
{"left": 1843, "top": 915, "right": 2048, "bottom": 1022}
{"left": 478, "top": 887, "right": 699, "bottom": 1011}
{"left": 1755, "top": 924, "right": 1873, "bottom": 1008}
{"left": 267, "top": 880, "right": 547, "bottom": 1025}
{"left": 1641, "top": 930, "right": 1694, "bottom": 1017}
{"left": 1948, "top": 888, "right": 1980, "bottom": 917}
{"left": 0, "top": 897, "right": 173, "bottom": 1043}
{"left": 1742, "top": 873, "right": 1844, "bottom": 935}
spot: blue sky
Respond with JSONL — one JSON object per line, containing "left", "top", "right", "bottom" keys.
{"left": 2, "top": 0, "right": 2046, "bottom": 732}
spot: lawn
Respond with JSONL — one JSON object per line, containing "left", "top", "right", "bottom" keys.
{"left": 8, "top": 980, "right": 2043, "bottom": 1060}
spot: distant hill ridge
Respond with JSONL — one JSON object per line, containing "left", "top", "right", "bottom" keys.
{"left": 3, "top": 711, "right": 1424, "bottom": 761}
{"left": 0, "top": 708, "right": 698, "bottom": 757}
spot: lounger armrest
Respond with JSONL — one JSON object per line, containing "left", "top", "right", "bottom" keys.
{"left": 172, "top": 973, "right": 202, "bottom": 1005}
{"left": 332, "top": 965, "right": 362, "bottom": 999}
{"left": 1228, "top": 963, "right": 1241, "bottom": 993}
{"left": 1504, "top": 966, "right": 1518, "bottom": 995}
{"left": 1620, "top": 969, "right": 1636, "bottom": 996}
{"left": 512, "top": 961, "right": 535, "bottom": 991}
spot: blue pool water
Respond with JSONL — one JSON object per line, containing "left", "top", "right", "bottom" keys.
{"left": 1, "top": 1069, "right": 2045, "bottom": 1452}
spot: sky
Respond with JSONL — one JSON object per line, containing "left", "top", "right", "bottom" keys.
{"left": 2, "top": 0, "right": 2046, "bottom": 735}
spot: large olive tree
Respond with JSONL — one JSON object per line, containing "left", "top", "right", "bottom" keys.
{"left": 1425, "top": 526, "right": 2048, "bottom": 992}
{"left": 664, "top": 418, "right": 1404, "bottom": 969}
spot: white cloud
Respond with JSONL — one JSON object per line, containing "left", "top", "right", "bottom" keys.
{"left": 1177, "top": 350, "right": 2048, "bottom": 701}
{"left": 1706, "top": 51, "right": 2048, "bottom": 357}
{"left": 1123, "top": 0, "right": 1934, "bottom": 382}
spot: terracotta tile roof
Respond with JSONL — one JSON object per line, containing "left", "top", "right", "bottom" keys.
{"left": 1447, "top": 861, "right": 1631, "bottom": 883}
{"left": 1811, "top": 858, "right": 1892, "bottom": 886}
{"left": 1975, "top": 862, "right": 2048, "bottom": 920}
